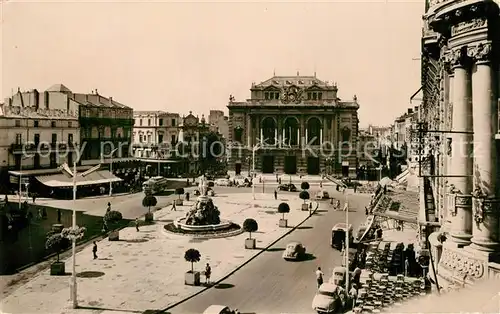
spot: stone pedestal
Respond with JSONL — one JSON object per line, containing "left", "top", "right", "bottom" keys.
{"left": 447, "top": 193, "right": 473, "bottom": 247}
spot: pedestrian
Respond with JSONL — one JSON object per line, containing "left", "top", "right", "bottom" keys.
{"left": 404, "top": 257, "right": 409, "bottom": 277}
{"left": 93, "top": 241, "right": 98, "bottom": 259}
{"left": 186, "top": 192, "right": 190, "bottom": 201}
{"left": 315, "top": 267, "right": 324, "bottom": 288}
{"left": 353, "top": 185, "right": 357, "bottom": 193}
{"left": 32, "top": 192, "right": 36, "bottom": 203}
{"left": 171, "top": 202, "right": 176, "bottom": 211}
{"left": 106, "top": 202, "right": 111, "bottom": 213}
{"left": 365, "top": 206, "right": 369, "bottom": 216}
{"left": 337, "top": 199, "right": 341, "bottom": 211}
{"left": 205, "top": 263, "right": 211, "bottom": 284}
{"left": 274, "top": 190, "right": 277, "bottom": 200}
{"left": 278, "top": 178, "right": 282, "bottom": 184}
{"left": 57, "top": 208, "right": 62, "bottom": 223}
{"left": 320, "top": 181, "right": 323, "bottom": 188}
{"left": 135, "top": 218, "right": 140, "bottom": 232}
{"left": 349, "top": 284, "right": 358, "bottom": 309}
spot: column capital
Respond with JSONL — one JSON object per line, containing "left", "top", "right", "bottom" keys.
{"left": 471, "top": 186, "right": 500, "bottom": 223}
{"left": 467, "top": 42, "right": 492, "bottom": 64}
{"left": 443, "top": 46, "right": 471, "bottom": 69}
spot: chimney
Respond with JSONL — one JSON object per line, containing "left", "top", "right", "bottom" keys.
{"left": 407, "top": 108, "right": 413, "bottom": 114}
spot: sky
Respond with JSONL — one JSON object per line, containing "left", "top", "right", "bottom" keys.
{"left": 1, "top": 0, "right": 424, "bottom": 128}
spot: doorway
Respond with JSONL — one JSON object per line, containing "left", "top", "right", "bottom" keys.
{"left": 235, "top": 163, "right": 242, "bottom": 175}
{"left": 284, "top": 156, "right": 297, "bottom": 174}
{"left": 262, "top": 156, "right": 274, "bottom": 174}
{"left": 342, "top": 162, "right": 349, "bottom": 177}
{"left": 307, "top": 157, "right": 320, "bottom": 175}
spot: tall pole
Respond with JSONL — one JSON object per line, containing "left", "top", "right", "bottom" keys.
{"left": 344, "top": 189, "right": 350, "bottom": 291}
{"left": 252, "top": 148, "right": 256, "bottom": 200}
{"left": 109, "top": 157, "right": 113, "bottom": 196}
{"left": 71, "top": 161, "right": 77, "bottom": 308}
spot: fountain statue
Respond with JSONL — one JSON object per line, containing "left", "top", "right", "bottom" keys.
{"left": 184, "top": 174, "right": 221, "bottom": 225}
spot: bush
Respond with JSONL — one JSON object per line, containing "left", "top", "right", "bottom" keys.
{"left": 104, "top": 210, "right": 123, "bottom": 231}
{"left": 175, "top": 188, "right": 185, "bottom": 199}
{"left": 299, "top": 190, "right": 310, "bottom": 203}
{"left": 184, "top": 248, "right": 201, "bottom": 272}
{"left": 243, "top": 218, "right": 258, "bottom": 239}
{"left": 142, "top": 195, "right": 158, "bottom": 213}
{"left": 301, "top": 182, "right": 310, "bottom": 190}
{"left": 277, "top": 202, "right": 290, "bottom": 220}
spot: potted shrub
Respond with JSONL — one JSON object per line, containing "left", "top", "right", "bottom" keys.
{"left": 45, "top": 232, "right": 70, "bottom": 276}
{"left": 175, "top": 188, "right": 185, "bottom": 206}
{"left": 142, "top": 195, "right": 157, "bottom": 222}
{"left": 184, "top": 248, "right": 201, "bottom": 286}
{"left": 301, "top": 182, "right": 310, "bottom": 190}
{"left": 299, "top": 191, "right": 310, "bottom": 211}
{"left": 104, "top": 210, "right": 123, "bottom": 241}
{"left": 243, "top": 218, "right": 258, "bottom": 249}
{"left": 277, "top": 202, "right": 290, "bottom": 228}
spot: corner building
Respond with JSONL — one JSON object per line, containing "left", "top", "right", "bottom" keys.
{"left": 227, "top": 74, "right": 359, "bottom": 177}
{"left": 422, "top": 0, "right": 500, "bottom": 283}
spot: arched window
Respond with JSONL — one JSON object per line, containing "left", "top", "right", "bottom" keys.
{"left": 307, "top": 117, "right": 321, "bottom": 145}
{"left": 234, "top": 126, "right": 243, "bottom": 143}
{"left": 341, "top": 126, "right": 351, "bottom": 142}
{"left": 261, "top": 117, "right": 276, "bottom": 145}
{"left": 283, "top": 117, "right": 299, "bottom": 146}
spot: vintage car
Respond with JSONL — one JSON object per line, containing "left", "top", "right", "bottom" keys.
{"left": 315, "top": 190, "right": 330, "bottom": 200}
{"left": 312, "top": 283, "right": 345, "bottom": 313}
{"left": 331, "top": 223, "right": 354, "bottom": 250}
{"left": 329, "top": 266, "right": 351, "bottom": 287}
{"left": 202, "top": 305, "right": 239, "bottom": 314}
{"left": 278, "top": 183, "right": 298, "bottom": 192}
{"left": 282, "top": 241, "right": 306, "bottom": 261}
{"left": 215, "top": 178, "right": 232, "bottom": 186}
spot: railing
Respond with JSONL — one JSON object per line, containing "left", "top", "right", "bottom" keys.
{"left": 10, "top": 142, "right": 77, "bottom": 153}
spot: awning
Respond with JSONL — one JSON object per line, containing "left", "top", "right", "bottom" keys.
{"left": 35, "top": 170, "right": 123, "bottom": 188}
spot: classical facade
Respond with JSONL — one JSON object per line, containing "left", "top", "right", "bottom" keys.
{"left": 422, "top": 0, "right": 500, "bottom": 284}
{"left": 132, "top": 110, "right": 180, "bottom": 158}
{"left": 0, "top": 87, "right": 80, "bottom": 173}
{"left": 227, "top": 74, "right": 359, "bottom": 176}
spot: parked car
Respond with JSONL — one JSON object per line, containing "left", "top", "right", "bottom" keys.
{"left": 315, "top": 190, "right": 330, "bottom": 200}
{"left": 215, "top": 178, "right": 232, "bottom": 186}
{"left": 278, "top": 183, "right": 297, "bottom": 192}
{"left": 312, "top": 283, "right": 345, "bottom": 313}
{"left": 282, "top": 241, "right": 306, "bottom": 261}
{"left": 203, "top": 305, "right": 239, "bottom": 314}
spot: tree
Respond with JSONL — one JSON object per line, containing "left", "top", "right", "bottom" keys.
{"left": 45, "top": 232, "right": 70, "bottom": 262}
{"left": 200, "top": 131, "right": 224, "bottom": 173}
{"left": 243, "top": 218, "right": 258, "bottom": 239}
{"left": 184, "top": 248, "right": 201, "bottom": 273}
{"left": 299, "top": 191, "right": 310, "bottom": 204}
{"left": 175, "top": 188, "right": 185, "bottom": 200}
{"left": 142, "top": 195, "right": 157, "bottom": 213}
{"left": 277, "top": 202, "right": 290, "bottom": 220}
{"left": 301, "top": 182, "right": 310, "bottom": 190}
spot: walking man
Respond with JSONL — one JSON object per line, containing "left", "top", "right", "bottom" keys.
{"left": 135, "top": 218, "right": 140, "bottom": 232}
{"left": 205, "top": 263, "right": 211, "bottom": 284}
{"left": 274, "top": 190, "right": 278, "bottom": 200}
{"left": 92, "top": 241, "right": 98, "bottom": 260}
{"left": 315, "top": 267, "right": 324, "bottom": 288}
{"left": 171, "top": 202, "right": 176, "bottom": 211}
{"left": 106, "top": 202, "right": 111, "bottom": 213}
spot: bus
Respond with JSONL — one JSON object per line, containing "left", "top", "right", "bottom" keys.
{"left": 142, "top": 176, "right": 168, "bottom": 195}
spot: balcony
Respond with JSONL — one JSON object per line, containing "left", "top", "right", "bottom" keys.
{"left": 10, "top": 142, "right": 77, "bottom": 155}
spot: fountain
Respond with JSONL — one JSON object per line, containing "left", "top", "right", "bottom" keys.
{"left": 165, "top": 175, "right": 242, "bottom": 237}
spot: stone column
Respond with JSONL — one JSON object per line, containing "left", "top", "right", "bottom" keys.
{"left": 445, "top": 46, "right": 473, "bottom": 246}
{"left": 247, "top": 114, "right": 252, "bottom": 147}
{"left": 468, "top": 42, "right": 500, "bottom": 252}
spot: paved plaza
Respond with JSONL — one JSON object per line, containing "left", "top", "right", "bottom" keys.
{"left": 1, "top": 192, "right": 316, "bottom": 314}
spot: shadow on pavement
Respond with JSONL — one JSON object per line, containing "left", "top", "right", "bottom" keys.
{"left": 303, "top": 253, "right": 317, "bottom": 261}
{"left": 213, "top": 283, "right": 235, "bottom": 289}
{"left": 76, "top": 271, "right": 105, "bottom": 278}
{"left": 316, "top": 209, "right": 329, "bottom": 213}
{"left": 265, "top": 247, "right": 285, "bottom": 252}
{"left": 98, "top": 257, "right": 112, "bottom": 261}
{"left": 296, "top": 226, "right": 313, "bottom": 230}
{"left": 119, "top": 238, "right": 149, "bottom": 243}
{"left": 79, "top": 305, "right": 142, "bottom": 313}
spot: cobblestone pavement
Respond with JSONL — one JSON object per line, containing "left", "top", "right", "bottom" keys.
{"left": 1, "top": 193, "right": 315, "bottom": 314}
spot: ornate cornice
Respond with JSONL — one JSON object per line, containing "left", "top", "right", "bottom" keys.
{"left": 467, "top": 42, "right": 492, "bottom": 64}
{"left": 451, "top": 18, "right": 487, "bottom": 37}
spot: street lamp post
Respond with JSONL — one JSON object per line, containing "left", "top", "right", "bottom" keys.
{"left": 60, "top": 162, "right": 101, "bottom": 309}
{"left": 251, "top": 143, "right": 261, "bottom": 200}
{"left": 109, "top": 148, "right": 119, "bottom": 196}
{"left": 18, "top": 155, "right": 31, "bottom": 209}
{"left": 344, "top": 188, "right": 350, "bottom": 291}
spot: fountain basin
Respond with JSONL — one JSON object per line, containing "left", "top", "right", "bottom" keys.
{"left": 174, "top": 217, "right": 233, "bottom": 232}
